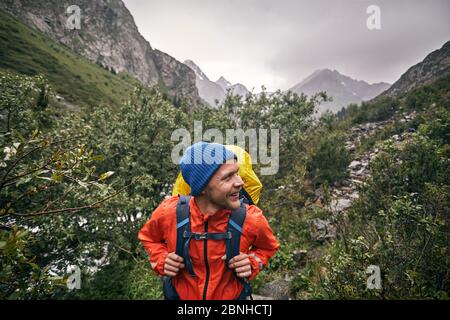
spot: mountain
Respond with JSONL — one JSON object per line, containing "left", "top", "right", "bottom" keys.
{"left": 289, "top": 69, "right": 390, "bottom": 114}
{"left": 184, "top": 59, "right": 225, "bottom": 107}
{"left": 184, "top": 60, "right": 249, "bottom": 107}
{"left": 0, "top": 0, "right": 201, "bottom": 105}
{"left": 379, "top": 40, "right": 450, "bottom": 98}
{"left": 216, "top": 76, "right": 250, "bottom": 98}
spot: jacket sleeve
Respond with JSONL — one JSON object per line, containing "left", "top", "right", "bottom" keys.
{"left": 138, "top": 201, "right": 171, "bottom": 276}
{"left": 247, "top": 211, "right": 280, "bottom": 280}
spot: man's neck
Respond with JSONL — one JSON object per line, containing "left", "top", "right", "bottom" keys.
{"left": 194, "top": 196, "right": 222, "bottom": 216}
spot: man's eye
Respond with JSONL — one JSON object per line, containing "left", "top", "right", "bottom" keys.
{"left": 224, "top": 172, "right": 238, "bottom": 181}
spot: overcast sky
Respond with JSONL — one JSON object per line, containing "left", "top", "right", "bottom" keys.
{"left": 123, "top": 0, "right": 450, "bottom": 92}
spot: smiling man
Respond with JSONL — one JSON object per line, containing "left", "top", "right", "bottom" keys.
{"left": 138, "top": 141, "right": 279, "bottom": 300}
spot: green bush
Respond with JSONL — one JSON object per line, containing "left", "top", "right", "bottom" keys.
{"left": 308, "top": 132, "right": 350, "bottom": 186}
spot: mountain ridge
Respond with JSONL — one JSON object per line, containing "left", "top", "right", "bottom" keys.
{"left": 378, "top": 40, "right": 450, "bottom": 98}
{"left": 184, "top": 59, "right": 249, "bottom": 107}
{"left": 289, "top": 68, "right": 390, "bottom": 114}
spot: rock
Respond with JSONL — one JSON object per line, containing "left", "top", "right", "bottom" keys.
{"left": 345, "top": 142, "right": 356, "bottom": 152}
{"left": 349, "top": 160, "right": 362, "bottom": 170}
{"left": 333, "top": 180, "right": 343, "bottom": 188}
{"left": 292, "top": 249, "right": 308, "bottom": 267}
{"left": 354, "top": 167, "right": 366, "bottom": 177}
{"left": 351, "top": 178, "right": 364, "bottom": 185}
{"left": 313, "top": 197, "right": 324, "bottom": 207}
{"left": 308, "top": 218, "right": 337, "bottom": 242}
{"left": 348, "top": 191, "right": 359, "bottom": 199}
{"left": 330, "top": 198, "right": 353, "bottom": 213}
{"left": 339, "top": 186, "right": 353, "bottom": 193}
{"left": 341, "top": 179, "right": 352, "bottom": 187}
{"left": 260, "top": 279, "right": 290, "bottom": 300}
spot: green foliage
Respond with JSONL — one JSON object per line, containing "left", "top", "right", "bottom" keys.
{"left": 404, "top": 76, "right": 450, "bottom": 111}
{"left": 290, "top": 261, "right": 329, "bottom": 299}
{"left": 259, "top": 76, "right": 449, "bottom": 300}
{"left": 0, "top": 72, "right": 52, "bottom": 134}
{"left": 320, "top": 130, "right": 449, "bottom": 299}
{"left": 0, "top": 226, "right": 54, "bottom": 299}
{"left": 337, "top": 97, "right": 400, "bottom": 125}
{"left": 66, "top": 258, "right": 163, "bottom": 300}
{"left": 125, "top": 259, "right": 164, "bottom": 300}
{"left": 268, "top": 242, "right": 296, "bottom": 271}
{"left": 0, "top": 71, "right": 126, "bottom": 298}
{"left": 418, "top": 104, "right": 450, "bottom": 145}
{"left": 0, "top": 71, "right": 180, "bottom": 299}
{"left": 307, "top": 131, "right": 351, "bottom": 186}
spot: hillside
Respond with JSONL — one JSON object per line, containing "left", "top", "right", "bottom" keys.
{"left": 0, "top": 9, "right": 141, "bottom": 108}
{"left": 380, "top": 40, "right": 450, "bottom": 98}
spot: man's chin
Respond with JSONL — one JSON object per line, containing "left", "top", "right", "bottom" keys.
{"left": 226, "top": 198, "right": 241, "bottom": 210}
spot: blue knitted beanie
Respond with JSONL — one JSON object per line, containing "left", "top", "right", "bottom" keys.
{"left": 179, "top": 142, "right": 237, "bottom": 196}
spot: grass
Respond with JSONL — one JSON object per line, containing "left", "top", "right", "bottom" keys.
{"left": 0, "top": 9, "right": 142, "bottom": 109}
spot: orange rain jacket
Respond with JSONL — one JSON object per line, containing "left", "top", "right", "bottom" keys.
{"left": 138, "top": 195, "right": 280, "bottom": 300}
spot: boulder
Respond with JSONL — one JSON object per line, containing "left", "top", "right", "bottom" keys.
{"left": 260, "top": 279, "right": 290, "bottom": 300}
{"left": 308, "top": 218, "right": 337, "bottom": 242}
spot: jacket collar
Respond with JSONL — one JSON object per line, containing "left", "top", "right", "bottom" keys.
{"left": 191, "top": 196, "right": 231, "bottom": 222}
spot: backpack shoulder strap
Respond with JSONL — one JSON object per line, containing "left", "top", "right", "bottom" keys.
{"left": 175, "top": 195, "right": 191, "bottom": 258}
{"left": 226, "top": 201, "right": 253, "bottom": 299}
{"left": 226, "top": 201, "right": 247, "bottom": 264}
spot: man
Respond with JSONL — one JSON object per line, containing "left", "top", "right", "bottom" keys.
{"left": 138, "top": 142, "right": 279, "bottom": 300}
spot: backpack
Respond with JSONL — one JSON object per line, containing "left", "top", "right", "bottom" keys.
{"left": 162, "top": 195, "right": 253, "bottom": 300}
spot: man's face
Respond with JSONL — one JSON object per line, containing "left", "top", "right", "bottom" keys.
{"left": 201, "top": 158, "right": 244, "bottom": 211}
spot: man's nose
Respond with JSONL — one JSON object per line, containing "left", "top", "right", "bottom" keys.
{"left": 234, "top": 175, "right": 244, "bottom": 187}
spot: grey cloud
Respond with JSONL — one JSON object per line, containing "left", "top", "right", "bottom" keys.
{"left": 123, "top": 0, "right": 450, "bottom": 90}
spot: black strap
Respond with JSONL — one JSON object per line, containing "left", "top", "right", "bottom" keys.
{"left": 175, "top": 195, "right": 194, "bottom": 276}
{"left": 225, "top": 203, "right": 247, "bottom": 265}
{"left": 239, "top": 188, "right": 254, "bottom": 205}
{"left": 225, "top": 203, "right": 252, "bottom": 299}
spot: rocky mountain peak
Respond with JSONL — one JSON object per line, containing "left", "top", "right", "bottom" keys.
{"left": 289, "top": 69, "right": 390, "bottom": 114}
{"left": 216, "top": 76, "right": 232, "bottom": 90}
{"left": 184, "top": 60, "right": 209, "bottom": 81}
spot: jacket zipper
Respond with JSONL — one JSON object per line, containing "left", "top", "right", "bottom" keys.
{"left": 202, "top": 220, "right": 210, "bottom": 300}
